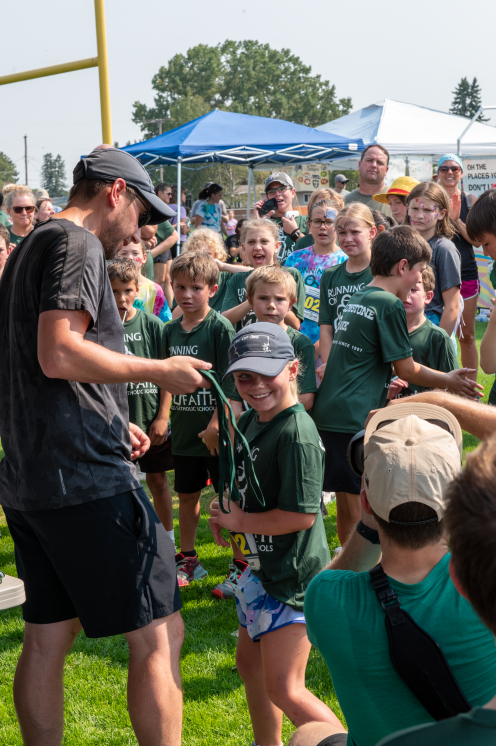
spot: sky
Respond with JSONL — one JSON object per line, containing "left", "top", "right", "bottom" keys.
{"left": 2, "top": 0, "right": 496, "bottom": 188}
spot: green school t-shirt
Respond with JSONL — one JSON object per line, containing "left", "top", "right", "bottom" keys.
{"left": 234, "top": 404, "right": 330, "bottom": 610}
{"left": 221, "top": 266, "right": 305, "bottom": 332}
{"left": 123, "top": 310, "right": 167, "bottom": 434}
{"left": 286, "top": 326, "right": 317, "bottom": 394}
{"left": 397, "top": 319, "right": 457, "bottom": 397}
{"left": 319, "top": 263, "right": 373, "bottom": 331}
{"left": 312, "top": 287, "right": 412, "bottom": 434}
{"left": 155, "top": 219, "right": 175, "bottom": 246}
{"left": 376, "top": 708, "right": 496, "bottom": 746}
{"left": 271, "top": 214, "right": 308, "bottom": 264}
{"left": 164, "top": 309, "right": 236, "bottom": 456}
{"left": 344, "top": 188, "right": 393, "bottom": 218}
{"left": 305, "top": 555, "right": 496, "bottom": 746}
{"left": 293, "top": 232, "right": 313, "bottom": 252}
{"left": 8, "top": 227, "right": 29, "bottom": 247}
{"left": 0, "top": 210, "right": 11, "bottom": 227}
{"left": 143, "top": 250, "right": 155, "bottom": 281}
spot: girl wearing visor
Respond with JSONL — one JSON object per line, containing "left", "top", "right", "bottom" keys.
{"left": 208, "top": 323, "right": 341, "bottom": 746}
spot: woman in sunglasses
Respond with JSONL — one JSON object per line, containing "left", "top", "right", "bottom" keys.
{"left": 437, "top": 154, "right": 480, "bottom": 377}
{"left": 6, "top": 187, "right": 36, "bottom": 247}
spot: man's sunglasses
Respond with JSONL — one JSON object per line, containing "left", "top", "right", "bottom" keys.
{"left": 439, "top": 166, "right": 461, "bottom": 174}
{"left": 12, "top": 205, "right": 35, "bottom": 214}
{"left": 133, "top": 191, "right": 151, "bottom": 228}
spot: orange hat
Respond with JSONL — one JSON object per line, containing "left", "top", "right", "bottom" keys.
{"left": 372, "top": 176, "right": 420, "bottom": 204}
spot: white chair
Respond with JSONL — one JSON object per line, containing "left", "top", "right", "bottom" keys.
{"left": 0, "top": 571, "right": 25, "bottom": 610}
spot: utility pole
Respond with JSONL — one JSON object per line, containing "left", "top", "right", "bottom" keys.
{"left": 24, "top": 135, "right": 28, "bottom": 185}
{"left": 143, "top": 118, "right": 168, "bottom": 181}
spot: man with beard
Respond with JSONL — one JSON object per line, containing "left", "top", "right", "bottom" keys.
{"left": 345, "top": 145, "right": 393, "bottom": 218}
{"left": 0, "top": 148, "right": 212, "bottom": 746}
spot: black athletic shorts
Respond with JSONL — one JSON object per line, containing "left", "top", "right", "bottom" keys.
{"left": 135, "top": 441, "right": 173, "bottom": 474}
{"left": 153, "top": 249, "right": 172, "bottom": 265}
{"left": 173, "top": 454, "right": 220, "bottom": 494}
{"left": 319, "top": 430, "right": 361, "bottom": 494}
{"left": 3, "top": 488, "right": 181, "bottom": 638}
{"left": 317, "top": 734, "right": 347, "bottom": 746}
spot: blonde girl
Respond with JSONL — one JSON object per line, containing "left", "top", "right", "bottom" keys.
{"left": 209, "top": 323, "right": 343, "bottom": 746}
{"left": 406, "top": 182, "right": 464, "bottom": 368}
{"left": 221, "top": 218, "right": 306, "bottom": 331}
{"left": 315, "top": 203, "right": 376, "bottom": 546}
{"left": 117, "top": 241, "right": 171, "bottom": 323}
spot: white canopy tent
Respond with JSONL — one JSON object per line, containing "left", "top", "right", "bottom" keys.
{"left": 316, "top": 99, "right": 496, "bottom": 171}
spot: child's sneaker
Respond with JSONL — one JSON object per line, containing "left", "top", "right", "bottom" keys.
{"left": 175, "top": 553, "right": 208, "bottom": 587}
{"left": 212, "top": 559, "right": 248, "bottom": 600}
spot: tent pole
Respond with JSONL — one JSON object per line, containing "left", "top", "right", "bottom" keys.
{"left": 176, "top": 158, "right": 182, "bottom": 255}
{"left": 246, "top": 166, "right": 252, "bottom": 219}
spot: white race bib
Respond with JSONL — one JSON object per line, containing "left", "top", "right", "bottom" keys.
{"left": 304, "top": 285, "right": 320, "bottom": 323}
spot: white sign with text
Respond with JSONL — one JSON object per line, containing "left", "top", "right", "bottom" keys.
{"left": 462, "top": 157, "right": 496, "bottom": 195}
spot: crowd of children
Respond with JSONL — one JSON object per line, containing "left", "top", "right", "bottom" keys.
{"left": 3, "top": 165, "right": 493, "bottom": 746}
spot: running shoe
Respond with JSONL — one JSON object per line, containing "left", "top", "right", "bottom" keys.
{"left": 211, "top": 559, "right": 248, "bottom": 600}
{"left": 175, "top": 553, "right": 208, "bottom": 587}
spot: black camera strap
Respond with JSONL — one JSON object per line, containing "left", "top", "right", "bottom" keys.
{"left": 368, "top": 563, "right": 471, "bottom": 721}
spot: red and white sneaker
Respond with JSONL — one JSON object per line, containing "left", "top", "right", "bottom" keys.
{"left": 211, "top": 559, "right": 248, "bottom": 599}
{"left": 175, "top": 553, "right": 208, "bottom": 587}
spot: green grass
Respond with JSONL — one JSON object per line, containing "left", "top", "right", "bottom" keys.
{"left": 0, "top": 321, "right": 493, "bottom": 744}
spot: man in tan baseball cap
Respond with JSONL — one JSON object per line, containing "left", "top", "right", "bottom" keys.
{"left": 303, "top": 403, "right": 496, "bottom": 746}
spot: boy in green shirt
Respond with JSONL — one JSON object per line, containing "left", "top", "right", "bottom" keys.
{"left": 389, "top": 265, "right": 457, "bottom": 399}
{"left": 312, "top": 225, "right": 481, "bottom": 546}
{"left": 107, "top": 258, "right": 175, "bottom": 547}
{"left": 164, "top": 252, "right": 244, "bottom": 588}
{"left": 245, "top": 264, "right": 317, "bottom": 410}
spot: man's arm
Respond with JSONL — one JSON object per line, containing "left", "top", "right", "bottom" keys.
{"left": 150, "top": 229, "right": 179, "bottom": 258}
{"left": 439, "top": 286, "right": 460, "bottom": 336}
{"left": 38, "top": 309, "right": 211, "bottom": 393}
{"left": 319, "top": 324, "right": 334, "bottom": 364}
{"left": 324, "top": 496, "right": 381, "bottom": 573}
{"left": 389, "top": 391, "right": 496, "bottom": 441}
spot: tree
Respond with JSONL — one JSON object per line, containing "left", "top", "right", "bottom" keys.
{"left": 450, "top": 77, "right": 489, "bottom": 121}
{"left": 0, "top": 151, "right": 19, "bottom": 188}
{"left": 133, "top": 40, "right": 352, "bottom": 138}
{"left": 40, "top": 153, "right": 68, "bottom": 196}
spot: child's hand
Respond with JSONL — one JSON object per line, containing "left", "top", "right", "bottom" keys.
{"left": 316, "top": 363, "right": 326, "bottom": 381}
{"left": 450, "top": 192, "right": 462, "bottom": 222}
{"left": 281, "top": 214, "right": 298, "bottom": 235}
{"left": 444, "top": 369, "right": 483, "bottom": 399}
{"left": 148, "top": 416, "right": 168, "bottom": 446}
{"left": 209, "top": 498, "right": 245, "bottom": 532}
{"left": 208, "top": 520, "right": 231, "bottom": 548}
{"left": 387, "top": 378, "right": 409, "bottom": 400}
{"left": 198, "top": 422, "right": 220, "bottom": 455}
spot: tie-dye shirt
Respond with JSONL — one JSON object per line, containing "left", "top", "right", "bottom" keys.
{"left": 285, "top": 246, "right": 347, "bottom": 343}
{"left": 134, "top": 279, "right": 172, "bottom": 323}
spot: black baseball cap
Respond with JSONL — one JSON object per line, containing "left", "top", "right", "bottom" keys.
{"left": 223, "top": 323, "right": 295, "bottom": 380}
{"left": 73, "top": 148, "right": 176, "bottom": 225}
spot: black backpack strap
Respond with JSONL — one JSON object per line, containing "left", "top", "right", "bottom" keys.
{"left": 369, "top": 563, "right": 471, "bottom": 721}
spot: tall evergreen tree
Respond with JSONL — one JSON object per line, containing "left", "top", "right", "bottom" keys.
{"left": 450, "top": 77, "right": 489, "bottom": 121}
{"left": 0, "top": 151, "right": 19, "bottom": 188}
{"left": 40, "top": 153, "right": 68, "bottom": 196}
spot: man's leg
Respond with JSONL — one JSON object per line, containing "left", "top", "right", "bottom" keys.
{"left": 125, "top": 612, "right": 184, "bottom": 746}
{"left": 146, "top": 471, "right": 174, "bottom": 532}
{"left": 335, "top": 492, "right": 360, "bottom": 546}
{"left": 13, "top": 618, "right": 82, "bottom": 746}
{"left": 177, "top": 490, "right": 201, "bottom": 552}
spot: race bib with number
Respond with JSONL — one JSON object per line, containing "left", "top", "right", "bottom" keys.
{"left": 304, "top": 285, "right": 320, "bottom": 323}
{"left": 229, "top": 531, "right": 261, "bottom": 571}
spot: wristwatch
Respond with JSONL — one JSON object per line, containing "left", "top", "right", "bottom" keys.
{"left": 356, "top": 520, "right": 380, "bottom": 544}
{"left": 290, "top": 229, "right": 302, "bottom": 241}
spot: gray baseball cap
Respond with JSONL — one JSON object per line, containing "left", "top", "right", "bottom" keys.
{"left": 264, "top": 172, "right": 294, "bottom": 192}
{"left": 335, "top": 174, "right": 349, "bottom": 183}
{"left": 223, "top": 323, "right": 295, "bottom": 380}
{"left": 73, "top": 148, "right": 176, "bottom": 224}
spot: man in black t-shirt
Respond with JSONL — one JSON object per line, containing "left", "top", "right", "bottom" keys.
{"left": 0, "top": 148, "right": 212, "bottom": 745}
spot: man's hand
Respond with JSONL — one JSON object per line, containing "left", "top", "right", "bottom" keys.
{"left": 444, "top": 368, "right": 483, "bottom": 399}
{"left": 208, "top": 498, "right": 246, "bottom": 532}
{"left": 129, "top": 422, "right": 150, "bottom": 460}
{"left": 148, "top": 416, "right": 168, "bottom": 446}
{"left": 156, "top": 357, "right": 212, "bottom": 394}
{"left": 316, "top": 363, "right": 326, "bottom": 381}
{"left": 198, "top": 421, "right": 219, "bottom": 456}
{"left": 387, "top": 378, "right": 409, "bottom": 400}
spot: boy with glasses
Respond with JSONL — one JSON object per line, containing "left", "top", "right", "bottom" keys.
{"left": 254, "top": 172, "right": 308, "bottom": 263}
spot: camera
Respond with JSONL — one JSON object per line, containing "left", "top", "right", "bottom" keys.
{"left": 259, "top": 198, "right": 278, "bottom": 217}
{"left": 347, "top": 430, "right": 365, "bottom": 476}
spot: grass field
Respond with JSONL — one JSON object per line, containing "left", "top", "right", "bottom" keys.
{"left": 0, "top": 321, "right": 493, "bottom": 745}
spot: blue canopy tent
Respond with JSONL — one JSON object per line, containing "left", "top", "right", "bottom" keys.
{"left": 121, "top": 110, "right": 364, "bottom": 233}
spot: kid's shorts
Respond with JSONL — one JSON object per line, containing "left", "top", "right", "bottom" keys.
{"left": 235, "top": 568, "right": 305, "bottom": 641}
{"left": 153, "top": 249, "right": 172, "bottom": 264}
{"left": 3, "top": 488, "right": 181, "bottom": 638}
{"left": 173, "top": 454, "right": 220, "bottom": 494}
{"left": 319, "top": 429, "right": 361, "bottom": 495}
{"left": 316, "top": 736, "right": 347, "bottom": 746}
{"left": 135, "top": 441, "right": 173, "bottom": 474}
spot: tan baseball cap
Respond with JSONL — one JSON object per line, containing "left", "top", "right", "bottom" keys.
{"left": 363, "top": 403, "right": 462, "bottom": 523}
